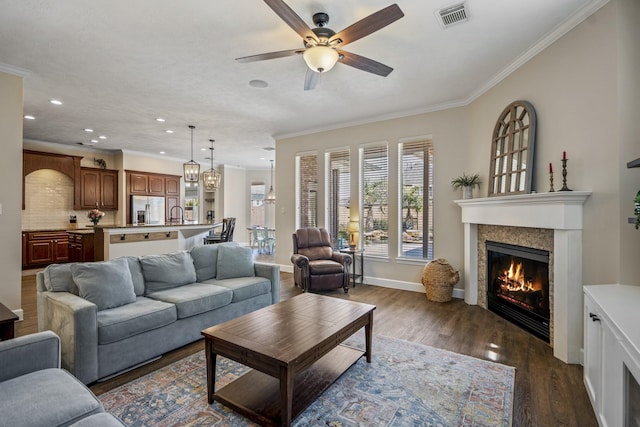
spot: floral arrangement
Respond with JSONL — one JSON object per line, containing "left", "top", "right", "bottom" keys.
{"left": 88, "top": 208, "right": 105, "bottom": 225}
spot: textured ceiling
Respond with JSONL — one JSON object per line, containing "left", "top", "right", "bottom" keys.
{"left": 0, "top": 0, "right": 605, "bottom": 169}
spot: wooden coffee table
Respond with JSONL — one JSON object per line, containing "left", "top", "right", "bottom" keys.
{"left": 201, "top": 293, "right": 375, "bottom": 427}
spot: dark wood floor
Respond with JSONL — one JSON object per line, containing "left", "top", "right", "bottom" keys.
{"left": 17, "top": 272, "right": 597, "bottom": 427}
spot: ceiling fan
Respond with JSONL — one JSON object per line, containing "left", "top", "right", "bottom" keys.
{"left": 236, "top": 0, "right": 404, "bottom": 90}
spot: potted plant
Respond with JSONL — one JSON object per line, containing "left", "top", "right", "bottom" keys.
{"left": 451, "top": 173, "right": 481, "bottom": 199}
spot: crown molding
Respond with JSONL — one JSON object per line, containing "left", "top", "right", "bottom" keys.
{"left": 465, "top": 0, "right": 610, "bottom": 104}
{"left": 0, "top": 62, "right": 31, "bottom": 77}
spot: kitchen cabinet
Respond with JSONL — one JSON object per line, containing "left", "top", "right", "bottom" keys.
{"left": 126, "top": 171, "right": 182, "bottom": 224}
{"left": 583, "top": 285, "right": 640, "bottom": 427}
{"left": 23, "top": 231, "right": 69, "bottom": 268}
{"left": 165, "top": 176, "right": 180, "bottom": 196}
{"left": 79, "top": 168, "right": 118, "bottom": 210}
{"left": 68, "top": 231, "right": 94, "bottom": 263}
{"left": 165, "top": 176, "right": 181, "bottom": 221}
{"left": 128, "top": 172, "right": 165, "bottom": 196}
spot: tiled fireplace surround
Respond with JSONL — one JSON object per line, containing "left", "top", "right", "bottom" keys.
{"left": 456, "top": 191, "right": 591, "bottom": 364}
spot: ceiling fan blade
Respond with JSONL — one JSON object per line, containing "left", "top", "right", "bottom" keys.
{"left": 338, "top": 50, "right": 394, "bottom": 77}
{"left": 263, "top": 0, "right": 317, "bottom": 42}
{"left": 304, "top": 68, "right": 320, "bottom": 91}
{"left": 236, "top": 48, "right": 304, "bottom": 63}
{"left": 330, "top": 4, "right": 404, "bottom": 47}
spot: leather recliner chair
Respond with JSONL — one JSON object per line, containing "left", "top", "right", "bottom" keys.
{"left": 291, "top": 227, "right": 352, "bottom": 293}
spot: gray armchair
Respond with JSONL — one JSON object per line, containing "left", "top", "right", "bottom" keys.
{"left": 291, "top": 227, "right": 352, "bottom": 293}
{"left": 0, "top": 331, "right": 125, "bottom": 426}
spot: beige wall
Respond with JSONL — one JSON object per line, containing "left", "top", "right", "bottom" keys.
{"left": 468, "top": 1, "right": 622, "bottom": 286}
{"left": 616, "top": 0, "right": 640, "bottom": 284}
{"left": 0, "top": 72, "right": 24, "bottom": 312}
{"left": 275, "top": 107, "right": 469, "bottom": 287}
{"left": 274, "top": 0, "right": 638, "bottom": 290}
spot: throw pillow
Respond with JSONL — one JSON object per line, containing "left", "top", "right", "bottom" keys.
{"left": 190, "top": 242, "right": 239, "bottom": 282}
{"left": 42, "top": 263, "right": 79, "bottom": 295}
{"left": 70, "top": 258, "right": 137, "bottom": 311}
{"left": 140, "top": 251, "right": 197, "bottom": 294}
{"left": 216, "top": 245, "right": 255, "bottom": 280}
{"left": 123, "top": 256, "right": 146, "bottom": 296}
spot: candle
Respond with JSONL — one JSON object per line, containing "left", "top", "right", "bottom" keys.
{"left": 549, "top": 162, "right": 553, "bottom": 173}
{"left": 563, "top": 151, "right": 566, "bottom": 160}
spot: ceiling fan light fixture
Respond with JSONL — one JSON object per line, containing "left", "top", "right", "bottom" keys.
{"left": 303, "top": 45, "right": 339, "bottom": 73}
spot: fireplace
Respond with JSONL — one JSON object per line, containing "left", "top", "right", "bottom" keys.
{"left": 486, "top": 241, "right": 550, "bottom": 342}
{"left": 456, "top": 192, "right": 591, "bottom": 363}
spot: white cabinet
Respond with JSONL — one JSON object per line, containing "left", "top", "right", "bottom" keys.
{"left": 583, "top": 293, "right": 603, "bottom": 416}
{"left": 583, "top": 285, "right": 640, "bottom": 427}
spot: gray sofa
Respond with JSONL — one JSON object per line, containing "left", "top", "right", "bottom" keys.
{"left": 37, "top": 243, "right": 280, "bottom": 384}
{"left": 0, "top": 331, "right": 125, "bottom": 427}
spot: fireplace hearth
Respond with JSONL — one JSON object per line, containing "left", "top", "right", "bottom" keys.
{"left": 486, "top": 241, "right": 550, "bottom": 342}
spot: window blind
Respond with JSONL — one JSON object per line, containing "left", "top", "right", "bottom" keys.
{"left": 296, "top": 153, "right": 318, "bottom": 229}
{"left": 327, "top": 150, "right": 350, "bottom": 248}
{"left": 360, "top": 144, "right": 388, "bottom": 257}
{"left": 400, "top": 140, "right": 433, "bottom": 259}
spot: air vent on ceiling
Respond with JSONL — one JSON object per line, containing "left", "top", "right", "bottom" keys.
{"left": 436, "top": 2, "right": 468, "bottom": 28}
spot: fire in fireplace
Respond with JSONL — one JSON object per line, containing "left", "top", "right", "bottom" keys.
{"left": 486, "top": 241, "right": 550, "bottom": 342}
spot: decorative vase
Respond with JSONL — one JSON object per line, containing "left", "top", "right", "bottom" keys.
{"left": 463, "top": 186, "right": 474, "bottom": 199}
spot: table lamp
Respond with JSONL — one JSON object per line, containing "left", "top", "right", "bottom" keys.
{"left": 347, "top": 220, "right": 359, "bottom": 250}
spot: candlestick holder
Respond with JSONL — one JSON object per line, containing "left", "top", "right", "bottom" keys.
{"left": 549, "top": 172, "right": 555, "bottom": 192}
{"left": 559, "top": 158, "right": 572, "bottom": 191}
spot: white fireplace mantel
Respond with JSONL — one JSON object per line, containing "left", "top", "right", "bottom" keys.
{"left": 455, "top": 191, "right": 591, "bottom": 364}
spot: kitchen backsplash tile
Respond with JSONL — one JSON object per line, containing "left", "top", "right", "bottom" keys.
{"left": 22, "top": 169, "right": 97, "bottom": 230}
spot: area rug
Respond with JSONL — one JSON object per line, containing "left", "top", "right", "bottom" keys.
{"left": 99, "top": 335, "right": 515, "bottom": 426}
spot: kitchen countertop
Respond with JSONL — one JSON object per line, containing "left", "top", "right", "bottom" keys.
{"left": 24, "top": 222, "right": 220, "bottom": 233}
{"left": 67, "top": 229, "right": 96, "bottom": 234}
{"left": 95, "top": 222, "right": 221, "bottom": 230}
{"left": 22, "top": 228, "right": 93, "bottom": 233}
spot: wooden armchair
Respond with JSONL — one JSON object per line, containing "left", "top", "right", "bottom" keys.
{"left": 290, "top": 227, "right": 352, "bottom": 293}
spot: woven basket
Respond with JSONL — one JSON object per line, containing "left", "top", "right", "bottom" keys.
{"left": 421, "top": 258, "right": 460, "bottom": 302}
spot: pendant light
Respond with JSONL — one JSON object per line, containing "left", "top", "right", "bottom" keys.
{"left": 203, "top": 139, "right": 222, "bottom": 191}
{"left": 183, "top": 125, "right": 200, "bottom": 183}
{"left": 265, "top": 160, "right": 276, "bottom": 204}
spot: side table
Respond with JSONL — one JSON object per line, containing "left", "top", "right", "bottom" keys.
{"left": 0, "top": 302, "right": 19, "bottom": 340}
{"left": 339, "top": 248, "right": 364, "bottom": 287}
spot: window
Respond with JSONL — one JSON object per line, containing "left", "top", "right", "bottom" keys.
{"left": 360, "top": 144, "right": 388, "bottom": 257}
{"left": 250, "top": 183, "right": 265, "bottom": 226}
{"left": 400, "top": 140, "right": 433, "bottom": 259}
{"left": 295, "top": 153, "right": 318, "bottom": 229}
{"left": 326, "top": 149, "right": 350, "bottom": 248}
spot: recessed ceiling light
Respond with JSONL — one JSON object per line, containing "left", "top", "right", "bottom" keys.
{"left": 24, "top": 115, "right": 35, "bottom": 120}
{"left": 249, "top": 80, "right": 268, "bottom": 88}
{"left": 98, "top": 135, "right": 107, "bottom": 139}
{"left": 84, "top": 128, "right": 94, "bottom": 132}
{"left": 49, "top": 99, "right": 62, "bottom": 105}
{"left": 90, "top": 139, "right": 98, "bottom": 143}
{"left": 165, "top": 130, "right": 174, "bottom": 134}
{"left": 159, "top": 151, "right": 166, "bottom": 155}
{"left": 155, "top": 118, "right": 166, "bottom": 122}
{"left": 200, "top": 148, "right": 207, "bottom": 151}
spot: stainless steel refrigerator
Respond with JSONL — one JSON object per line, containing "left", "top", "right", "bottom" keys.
{"left": 131, "top": 195, "right": 165, "bottom": 225}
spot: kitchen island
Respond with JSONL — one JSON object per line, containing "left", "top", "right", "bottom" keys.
{"left": 94, "top": 222, "right": 220, "bottom": 261}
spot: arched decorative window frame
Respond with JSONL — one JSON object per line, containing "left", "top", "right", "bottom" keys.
{"left": 489, "top": 100, "right": 537, "bottom": 196}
